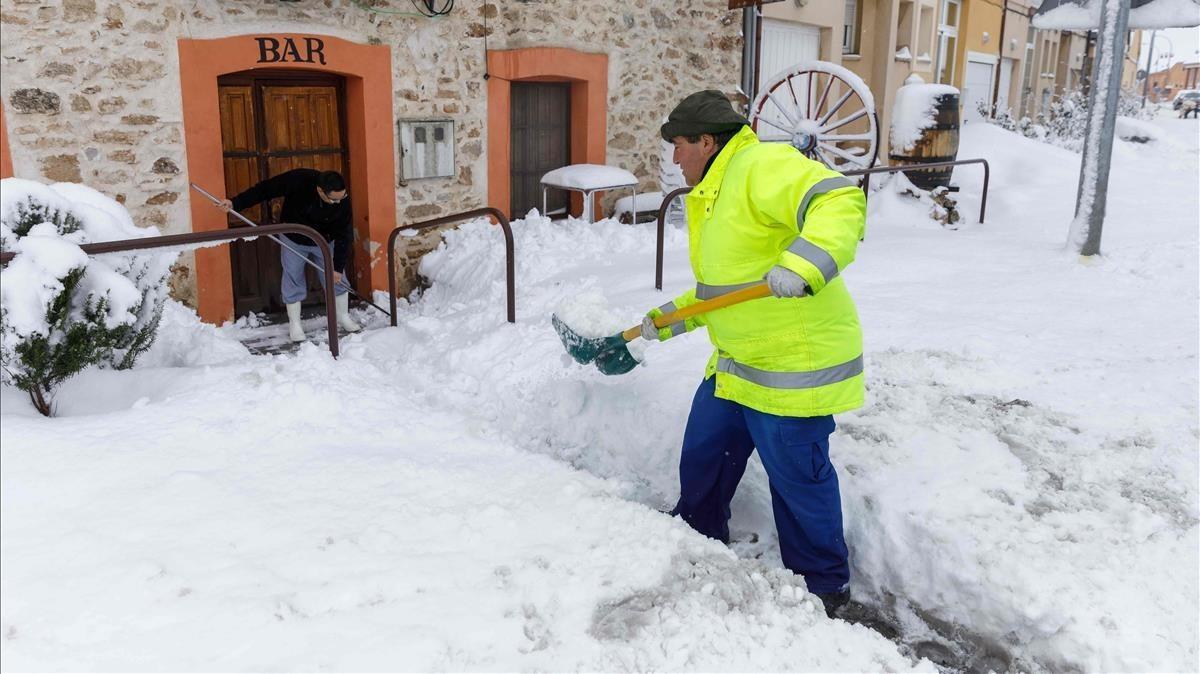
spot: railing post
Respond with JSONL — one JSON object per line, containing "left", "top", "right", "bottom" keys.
{"left": 655, "top": 187, "right": 692, "bottom": 291}
{"left": 387, "top": 226, "right": 402, "bottom": 328}
{"left": 979, "top": 159, "right": 990, "bottom": 224}
{"left": 308, "top": 234, "right": 340, "bottom": 359}
{"left": 384, "top": 207, "right": 517, "bottom": 326}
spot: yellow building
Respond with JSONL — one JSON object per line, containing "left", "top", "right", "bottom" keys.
{"left": 753, "top": 0, "right": 1043, "bottom": 154}
{"left": 744, "top": 0, "right": 1145, "bottom": 156}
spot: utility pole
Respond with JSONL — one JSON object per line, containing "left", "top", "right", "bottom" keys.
{"left": 1141, "top": 29, "right": 1157, "bottom": 106}
{"left": 1069, "top": 0, "right": 1131, "bottom": 257}
{"left": 989, "top": 0, "right": 1009, "bottom": 117}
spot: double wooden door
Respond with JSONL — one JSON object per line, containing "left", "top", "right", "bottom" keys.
{"left": 218, "top": 71, "right": 351, "bottom": 316}
{"left": 510, "top": 82, "right": 571, "bottom": 220}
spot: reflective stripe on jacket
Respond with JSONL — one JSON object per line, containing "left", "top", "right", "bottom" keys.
{"left": 656, "top": 125, "right": 867, "bottom": 417}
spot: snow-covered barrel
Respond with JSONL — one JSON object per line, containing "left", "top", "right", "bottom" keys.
{"left": 889, "top": 76, "right": 961, "bottom": 190}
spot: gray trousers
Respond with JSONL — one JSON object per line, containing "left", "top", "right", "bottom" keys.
{"left": 280, "top": 240, "right": 350, "bottom": 304}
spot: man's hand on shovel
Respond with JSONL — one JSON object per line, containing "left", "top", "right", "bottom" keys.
{"left": 551, "top": 283, "right": 773, "bottom": 376}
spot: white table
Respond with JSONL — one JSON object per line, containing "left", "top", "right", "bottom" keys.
{"left": 540, "top": 164, "right": 638, "bottom": 224}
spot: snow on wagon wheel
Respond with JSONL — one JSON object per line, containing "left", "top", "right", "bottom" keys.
{"left": 749, "top": 61, "right": 879, "bottom": 172}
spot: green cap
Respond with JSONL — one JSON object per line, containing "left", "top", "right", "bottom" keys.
{"left": 660, "top": 90, "right": 749, "bottom": 142}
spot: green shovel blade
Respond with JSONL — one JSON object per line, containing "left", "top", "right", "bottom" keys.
{"left": 551, "top": 313, "right": 641, "bottom": 374}
{"left": 594, "top": 344, "right": 641, "bottom": 375}
{"left": 552, "top": 313, "right": 622, "bottom": 364}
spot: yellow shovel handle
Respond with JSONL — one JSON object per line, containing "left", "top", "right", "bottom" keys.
{"left": 621, "top": 283, "right": 772, "bottom": 341}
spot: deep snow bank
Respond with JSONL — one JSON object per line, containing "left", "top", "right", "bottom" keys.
{"left": 1, "top": 239, "right": 926, "bottom": 669}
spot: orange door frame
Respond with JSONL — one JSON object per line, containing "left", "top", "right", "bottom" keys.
{"left": 179, "top": 34, "right": 396, "bottom": 324}
{"left": 486, "top": 48, "right": 608, "bottom": 221}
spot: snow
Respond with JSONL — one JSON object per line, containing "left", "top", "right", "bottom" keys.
{"left": 1115, "top": 114, "right": 1161, "bottom": 141}
{"left": 891, "top": 77, "right": 960, "bottom": 153}
{"left": 0, "top": 224, "right": 89, "bottom": 337}
{"left": 1033, "top": 0, "right": 1200, "bottom": 29}
{"left": 1, "top": 178, "right": 177, "bottom": 384}
{"left": 614, "top": 191, "right": 664, "bottom": 217}
{"left": 2, "top": 117, "right": 1198, "bottom": 671}
{"left": 540, "top": 164, "right": 638, "bottom": 190}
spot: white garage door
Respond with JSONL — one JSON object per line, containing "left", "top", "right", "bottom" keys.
{"left": 760, "top": 19, "right": 821, "bottom": 88}
{"left": 962, "top": 58, "right": 995, "bottom": 122}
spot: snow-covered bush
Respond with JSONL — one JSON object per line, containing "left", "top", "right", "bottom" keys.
{"left": 0, "top": 178, "right": 176, "bottom": 415}
{"left": 978, "top": 88, "right": 1154, "bottom": 151}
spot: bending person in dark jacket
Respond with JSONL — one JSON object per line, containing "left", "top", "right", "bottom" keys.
{"left": 221, "top": 169, "right": 361, "bottom": 341}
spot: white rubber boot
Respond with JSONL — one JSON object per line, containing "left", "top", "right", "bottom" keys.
{"left": 335, "top": 293, "right": 362, "bottom": 333}
{"left": 286, "top": 302, "right": 306, "bottom": 342}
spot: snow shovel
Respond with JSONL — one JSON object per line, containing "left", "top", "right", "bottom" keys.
{"left": 552, "top": 283, "right": 772, "bottom": 376}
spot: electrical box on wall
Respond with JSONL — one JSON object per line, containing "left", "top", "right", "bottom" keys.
{"left": 398, "top": 119, "right": 455, "bottom": 180}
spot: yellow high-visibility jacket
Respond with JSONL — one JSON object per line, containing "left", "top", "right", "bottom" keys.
{"left": 649, "top": 126, "right": 867, "bottom": 417}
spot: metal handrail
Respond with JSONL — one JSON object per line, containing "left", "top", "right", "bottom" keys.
{"left": 655, "top": 186, "right": 692, "bottom": 291}
{"left": 0, "top": 223, "right": 343, "bottom": 358}
{"left": 386, "top": 207, "right": 515, "bottom": 326}
{"left": 652, "top": 158, "right": 991, "bottom": 290}
{"left": 843, "top": 157, "right": 991, "bottom": 224}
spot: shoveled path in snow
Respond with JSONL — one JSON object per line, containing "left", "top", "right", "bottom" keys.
{"left": 348, "top": 119, "right": 1198, "bottom": 672}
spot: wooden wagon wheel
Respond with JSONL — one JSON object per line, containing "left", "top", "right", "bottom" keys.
{"left": 749, "top": 61, "right": 880, "bottom": 172}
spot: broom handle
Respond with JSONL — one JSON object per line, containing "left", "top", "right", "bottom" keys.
{"left": 620, "top": 283, "right": 772, "bottom": 341}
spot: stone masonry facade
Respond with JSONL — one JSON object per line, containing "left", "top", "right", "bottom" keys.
{"left": 1, "top": 0, "right": 742, "bottom": 309}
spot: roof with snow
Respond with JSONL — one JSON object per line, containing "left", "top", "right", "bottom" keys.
{"left": 1032, "top": 0, "right": 1200, "bottom": 29}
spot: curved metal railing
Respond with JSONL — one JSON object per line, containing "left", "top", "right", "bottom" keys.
{"left": 385, "top": 207, "right": 515, "bottom": 326}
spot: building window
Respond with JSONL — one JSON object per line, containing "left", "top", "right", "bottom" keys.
{"left": 935, "top": 0, "right": 961, "bottom": 85}
{"left": 843, "top": 0, "right": 862, "bottom": 55}
{"left": 918, "top": 4, "right": 936, "bottom": 64}
{"left": 897, "top": 0, "right": 915, "bottom": 59}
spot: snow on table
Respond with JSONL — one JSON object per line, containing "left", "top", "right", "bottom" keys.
{"left": 540, "top": 164, "right": 637, "bottom": 190}
{"left": 614, "top": 191, "right": 664, "bottom": 217}
{"left": 540, "top": 164, "right": 638, "bottom": 224}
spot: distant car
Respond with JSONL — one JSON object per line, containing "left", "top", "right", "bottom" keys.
{"left": 1172, "top": 90, "right": 1200, "bottom": 110}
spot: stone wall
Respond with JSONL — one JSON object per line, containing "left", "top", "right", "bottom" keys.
{"left": 1, "top": 0, "right": 741, "bottom": 309}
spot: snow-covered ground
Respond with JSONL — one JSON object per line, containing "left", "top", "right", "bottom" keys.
{"left": 2, "top": 118, "right": 1197, "bottom": 671}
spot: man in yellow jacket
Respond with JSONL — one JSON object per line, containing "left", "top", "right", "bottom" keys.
{"left": 649, "top": 90, "right": 866, "bottom": 618}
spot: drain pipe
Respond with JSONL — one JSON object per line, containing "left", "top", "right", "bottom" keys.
{"left": 741, "top": 6, "right": 759, "bottom": 104}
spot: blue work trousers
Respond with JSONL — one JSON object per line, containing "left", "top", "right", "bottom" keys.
{"left": 280, "top": 241, "right": 350, "bottom": 305}
{"left": 671, "top": 376, "right": 850, "bottom": 594}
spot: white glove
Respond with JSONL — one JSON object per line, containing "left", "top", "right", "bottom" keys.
{"left": 641, "top": 315, "right": 661, "bottom": 341}
{"left": 765, "top": 265, "right": 809, "bottom": 298}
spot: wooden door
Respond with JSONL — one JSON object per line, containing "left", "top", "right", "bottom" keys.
{"left": 218, "top": 73, "right": 350, "bottom": 317}
{"left": 510, "top": 82, "right": 570, "bottom": 220}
